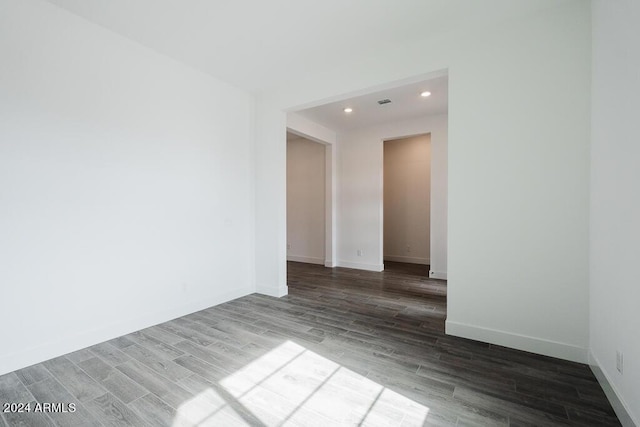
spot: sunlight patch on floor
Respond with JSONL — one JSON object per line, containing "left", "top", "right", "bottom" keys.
{"left": 173, "top": 340, "right": 430, "bottom": 426}
{"left": 172, "top": 387, "right": 246, "bottom": 426}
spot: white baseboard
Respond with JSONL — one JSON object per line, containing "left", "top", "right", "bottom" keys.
{"left": 445, "top": 320, "right": 587, "bottom": 363}
{"left": 429, "top": 270, "right": 447, "bottom": 280}
{"left": 383, "top": 255, "right": 430, "bottom": 265}
{"left": 286, "top": 255, "right": 324, "bottom": 265}
{"left": 589, "top": 351, "right": 638, "bottom": 427}
{"left": 337, "top": 260, "right": 384, "bottom": 272}
{"left": 324, "top": 260, "right": 336, "bottom": 268}
{"left": 256, "top": 283, "right": 288, "bottom": 298}
{"left": 0, "top": 286, "right": 252, "bottom": 377}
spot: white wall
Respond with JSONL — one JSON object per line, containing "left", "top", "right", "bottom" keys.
{"left": 384, "top": 135, "right": 431, "bottom": 265}
{"left": 0, "top": 0, "right": 254, "bottom": 375}
{"left": 255, "top": 1, "right": 590, "bottom": 362}
{"left": 255, "top": 99, "right": 288, "bottom": 297}
{"left": 590, "top": 0, "right": 640, "bottom": 424}
{"left": 337, "top": 115, "right": 447, "bottom": 275}
{"left": 445, "top": 5, "right": 591, "bottom": 363}
{"left": 287, "top": 136, "right": 326, "bottom": 265}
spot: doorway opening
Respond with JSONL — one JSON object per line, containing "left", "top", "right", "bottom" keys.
{"left": 286, "top": 131, "right": 329, "bottom": 266}
{"left": 383, "top": 133, "right": 431, "bottom": 277}
{"left": 285, "top": 70, "right": 447, "bottom": 281}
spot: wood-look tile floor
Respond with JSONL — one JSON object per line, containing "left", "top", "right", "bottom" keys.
{"left": 0, "top": 261, "right": 620, "bottom": 426}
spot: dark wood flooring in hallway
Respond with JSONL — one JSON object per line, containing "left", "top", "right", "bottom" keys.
{"left": 286, "top": 261, "right": 620, "bottom": 426}
{"left": 0, "top": 261, "right": 620, "bottom": 426}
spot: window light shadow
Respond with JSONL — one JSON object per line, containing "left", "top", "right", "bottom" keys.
{"left": 172, "top": 340, "right": 429, "bottom": 426}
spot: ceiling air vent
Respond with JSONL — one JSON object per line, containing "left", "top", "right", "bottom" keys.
{"left": 377, "top": 99, "right": 392, "bottom": 105}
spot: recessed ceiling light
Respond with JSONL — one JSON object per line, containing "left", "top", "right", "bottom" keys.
{"left": 344, "top": 107, "right": 353, "bottom": 113}
{"left": 420, "top": 91, "right": 431, "bottom": 97}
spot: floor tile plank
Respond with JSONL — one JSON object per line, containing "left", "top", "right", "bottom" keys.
{"left": 42, "top": 357, "right": 106, "bottom": 403}
{"left": 85, "top": 393, "right": 146, "bottom": 427}
{"left": 128, "top": 393, "right": 174, "bottom": 427}
{"left": 88, "top": 342, "right": 131, "bottom": 366}
{"left": 0, "top": 400, "right": 55, "bottom": 427}
{"left": 15, "top": 365, "right": 52, "bottom": 387}
{"left": 78, "top": 357, "right": 147, "bottom": 404}
{"left": 0, "top": 372, "right": 34, "bottom": 403}
{"left": 26, "top": 378, "right": 102, "bottom": 427}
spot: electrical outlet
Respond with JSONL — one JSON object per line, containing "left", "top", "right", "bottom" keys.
{"left": 406, "top": 245, "right": 411, "bottom": 253}
{"left": 287, "top": 243, "right": 291, "bottom": 250}
{"left": 616, "top": 351, "right": 623, "bottom": 374}
{"left": 357, "top": 249, "right": 363, "bottom": 256}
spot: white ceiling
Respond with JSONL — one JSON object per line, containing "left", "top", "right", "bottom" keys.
{"left": 44, "top": 0, "right": 564, "bottom": 92}
{"left": 295, "top": 75, "right": 448, "bottom": 132}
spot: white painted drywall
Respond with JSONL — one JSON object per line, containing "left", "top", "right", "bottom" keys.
{"left": 254, "top": 1, "right": 590, "bottom": 362}
{"left": 590, "top": 0, "right": 640, "bottom": 423}
{"left": 444, "top": 3, "right": 590, "bottom": 362}
{"left": 0, "top": 0, "right": 253, "bottom": 375}
{"left": 383, "top": 135, "right": 431, "bottom": 265}
{"left": 337, "top": 115, "right": 447, "bottom": 275}
{"left": 254, "top": 98, "right": 288, "bottom": 297}
{"left": 287, "top": 137, "right": 326, "bottom": 265}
